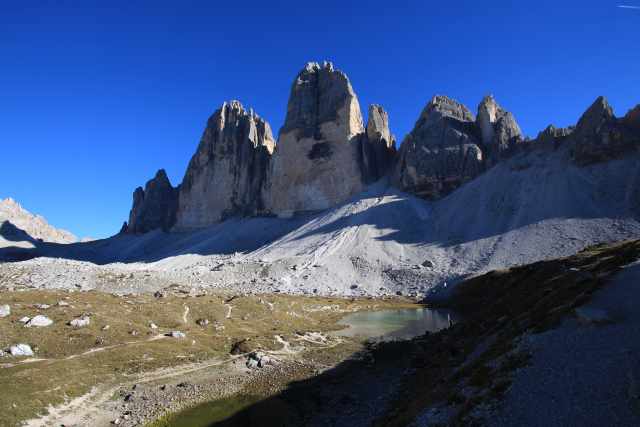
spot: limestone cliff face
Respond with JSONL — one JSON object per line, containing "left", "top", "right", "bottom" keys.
{"left": 393, "top": 95, "right": 484, "bottom": 199}
{"left": 121, "top": 61, "right": 640, "bottom": 234}
{"left": 361, "top": 104, "right": 396, "bottom": 183}
{"left": 476, "top": 95, "right": 523, "bottom": 163}
{"left": 0, "top": 198, "right": 77, "bottom": 243}
{"left": 265, "top": 62, "right": 366, "bottom": 216}
{"left": 174, "top": 101, "right": 275, "bottom": 229}
{"left": 126, "top": 169, "right": 178, "bottom": 233}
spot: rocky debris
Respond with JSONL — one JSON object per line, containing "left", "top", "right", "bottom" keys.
{"left": 245, "top": 351, "right": 273, "bottom": 369}
{"left": 0, "top": 304, "right": 9, "bottom": 317}
{"left": 266, "top": 61, "right": 367, "bottom": 216}
{"left": 476, "top": 95, "right": 523, "bottom": 163}
{"left": 571, "top": 97, "right": 639, "bottom": 165}
{"left": 102, "top": 325, "right": 110, "bottom": 331}
{"left": 196, "top": 318, "right": 209, "bottom": 327}
{"left": 167, "top": 331, "right": 186, "bottom": 338}
{"left": 69, "top": 316, "right": 91, "bottom": 328}
{"left": 393, "top": 95, "right": 484, "bottom": 199}
{"left": 175, "top": 101, "right": 275, "bottom": 229}
{"left": 149, "top": 322, "right": 158, "bottom": 330}
{"left": 361, "top": 104, "right": 396, "bottom": 183}
{"left": 24, "top": 314, "right": 53, "bottom": 327}
{"left": 125, "top": 169, "right": 179, "bottom": 233}
{"left": 57, "top": 300, "right": 69, "bottom": 307}
{"left": 34, "top": 303, "right": 50, "bottom": 309}
{"left": 9, "top": 343, "right": 34, "bottom": 357}
{"left": 0, "top": 197, "right": 77, "bottom": 243}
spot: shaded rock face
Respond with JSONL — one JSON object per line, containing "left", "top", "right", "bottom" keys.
{"left": 126, "top": 169, "right": 178, "bottom": 233}
{"left": 175, "top": 101, "right": 275, "bottom": 229}
{"left": 361, "top": 104, "right": 396, "bottom": 183}
{"left": 476, "top": 95, "right": 523, "bottom": 163}
{"left": 572, "top": 97, "right": 639, "bottom": 165}
{"left": 393, "top": 96, "right": 484, "bottom": 199}
{"left": 266, "top": 62, "right": 366, "bottom": 216}
{"left": 624, "top": 105, "right": 640, "bottom": 132}
{"left": 533, "top": 125, "right": 574, "bottom": 148}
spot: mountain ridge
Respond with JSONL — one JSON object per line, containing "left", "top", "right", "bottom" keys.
{"left": 121, "top": 61, "right": 640, "bottom": 234}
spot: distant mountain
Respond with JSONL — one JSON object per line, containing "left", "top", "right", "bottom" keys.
{"left": 120, "top": 61, "right": 639, "bottom": 236}
{"left": 0, "top": 198, "right": 77, "bottom": 244}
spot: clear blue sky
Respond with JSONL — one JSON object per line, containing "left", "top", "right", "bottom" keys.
{"left": 1, "top": 1, "right": 639, "bottom": 239}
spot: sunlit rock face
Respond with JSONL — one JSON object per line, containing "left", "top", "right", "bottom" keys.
{"left": 265, "top": 62, "right": 367, "bottom": 217}
{"left": 126, "top": 169, "right": 179, "bottom": 234}
{"left": 393, "top": 95, "right": 484, "bottom": 199}
{"left": 175, "top": 101, "right": 275, "bottom": 229}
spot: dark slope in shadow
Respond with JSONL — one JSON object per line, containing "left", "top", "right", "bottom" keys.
{"left": 0, "top": 220, "right": 45, "bottom": 261}
{"left": 199, "top": 240, "right": 640, "bottom": 427}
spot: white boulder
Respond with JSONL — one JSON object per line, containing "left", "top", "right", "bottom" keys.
{"left": 24, "top": 315, "right": 53, "bottom": 328}
{"left": 9, "top": 344, "right": 34, "bottom": 357}
{"left": 0, "top": 304, "right": 10, "bottom": 318}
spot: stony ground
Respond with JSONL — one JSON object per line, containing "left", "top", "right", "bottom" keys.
{"left": 0, "top": 282, "right": 414, "bottom": 427}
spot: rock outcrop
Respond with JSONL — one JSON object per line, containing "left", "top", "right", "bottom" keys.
{"left": 361, "top": 104, "right": 396, "bottom": 183}
{"left": 125, "top": 169, "right": 178, "bottom": 233}
{"left": 393, "top": 95, "right": 484, "bottom": 199}
{"left": 533, "top": 124, "right": 574, "bottom": 148}
{"left": 120, "top": 61, "right": 640, "bottom": 234}
{"left": 175, "top": 101, "right": 275, "bottom": 229}
{"left": 624, "top": 105, "right": 640, "bottom": 132}
{"left": 0, "top": 198, "right": 77, "bottom": 243}
{"left": 572, "top": 97, "right": 639, "bottom": 165}
{"left": 476, "top": 95, "right": 523, "bottom": 163}
{"left": 265, "top": 62, "right": 366, "bottom": 216}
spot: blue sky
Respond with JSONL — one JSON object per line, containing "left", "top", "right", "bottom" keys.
{"left": 1, "top": 1, "right": 639, "bottom": 238}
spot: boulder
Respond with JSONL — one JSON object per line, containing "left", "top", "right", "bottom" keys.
{"left": 361, "top": 104, "right": 396, "bottom": 183}
{"left": 245, "top": 351, "right": 273, "bottom": 369}
{"left": 126, "top": 169, "right": 179, "bottom": 233}
{"left": 9, "top": 343, "right": 34, "bottom": 357}
{"left": 476, "top": 95, "right": 523, "bottom": 163}
{"left": 24, "top": 315, "right": 53, "bottom": 328}
{"left": 175, "top": 101, "right": 275, "bottom": 229}
{"left": 266, "top": 62, "right": 366, "bottom": 216}
{"left": 0, "top": 304, "right": 9, "bottom": 318}
{"left": 393, "top": 95, "right": 484, "bottom": 199}
{"left": 69, "top": 316, "right": 90, "bottom": 328}
{"left": 167, "top": 330, "right": 186, "bottom": 338}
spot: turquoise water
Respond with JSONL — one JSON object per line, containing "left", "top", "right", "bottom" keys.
{"left": 154, "top": 308, "right": 456, "bottom": 426}
{"left": 334, "top": 307, "right": 457, "bottom": 341}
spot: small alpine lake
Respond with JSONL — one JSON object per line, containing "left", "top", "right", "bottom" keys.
{"left": 151, "top": 307, "right": 458, "bottom": 427}
{"left": 333, "top": 306, "right": 458, "bottom": 342}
